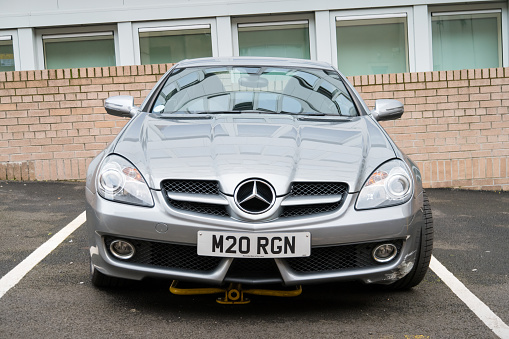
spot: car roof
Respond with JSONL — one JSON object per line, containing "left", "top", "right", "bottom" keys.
{"left": 175, "top": 57, "right": 335, "bottom": 70}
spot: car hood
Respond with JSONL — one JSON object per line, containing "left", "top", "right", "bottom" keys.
{"left": 113, "top": 113, "right": 396, "bottom": 194}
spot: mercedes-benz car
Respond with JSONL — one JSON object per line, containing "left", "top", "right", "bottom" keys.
{"left": 85, "top": 57, "right": 433, "bottom": 291}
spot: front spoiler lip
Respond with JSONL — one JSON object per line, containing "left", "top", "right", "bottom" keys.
{"left": 91, "top": 234, "right": 418, "bottom": 286}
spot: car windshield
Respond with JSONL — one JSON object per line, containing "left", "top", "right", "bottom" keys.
{"left": 151, "top": 66, "right": 359, "bottom": 116}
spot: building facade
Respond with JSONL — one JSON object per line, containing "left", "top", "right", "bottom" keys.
{"left": 1, "top": 0, "right": 508, "bottom": 189}
{"left": 0, "top": 0, "right": 508, "bottom": 74}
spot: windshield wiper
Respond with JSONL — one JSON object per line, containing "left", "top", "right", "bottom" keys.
{"left": 298, "top": 115, "right": 352, "bottom": 121}
{"left": 194, "top": 110, "right": 279, "bottom": 114}
{"left": 157, "top": 113, "right": 213, "bottom": 119}
{"left": 195, "top": 110, "right": 248, "bottom": 114}
{"left": 193, "top": 111, "right": 341, "bottom": 116}
{"left": 163, "top": 110, "right": 344, "bottom": 117}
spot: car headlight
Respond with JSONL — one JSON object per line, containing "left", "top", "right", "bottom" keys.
{"left": 97, "top": 154, "right": 154, "bottom": 207}
{"left": 356, "top": 159, "right": 413, "bottom": 210}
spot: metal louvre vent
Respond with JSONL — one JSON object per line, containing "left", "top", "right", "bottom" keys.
{"left": 290, "top": 182, "right": 349, "bottom": 196}
{"left": 104, "top": 236, "right": 222, "bottom": 271}
{"left": 161, "top": 180, "right": 219, "bottom": 195}
{"left": 285, "top": 240, "right": 404, "bottom": 273}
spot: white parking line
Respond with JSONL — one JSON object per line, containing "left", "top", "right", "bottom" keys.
{"left": 0, "top": 211, "right": 86, "bottom": 299}
{"left": 430, "top": 256, "right": 509, "bottom": 338}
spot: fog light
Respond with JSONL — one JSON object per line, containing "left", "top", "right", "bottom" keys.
{"left": 372, "top": 244, "right": 397, "bottom": 263}
{"left": 109, "top": 240, "right": 135, "bottom": 260}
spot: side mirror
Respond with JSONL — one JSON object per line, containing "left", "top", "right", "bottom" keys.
{"left": 104, "top": 96, "right": 140, "bottom": 118}
{"left": 371, "top": 99, "right": 404, "bottom": 121}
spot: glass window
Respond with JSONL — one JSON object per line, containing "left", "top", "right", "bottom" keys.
{"left": 432, "top": 12, "right": 502, "bottom": 71}
{"left": 139, "top": 26, "right": 212, "bottom": 65}
{"left": 43, "top": 32, "right": 116, "bottom": 69}
{"left": 0, "top": 36, "right": 15, "bottom": 72}
{"left": 238, "top": 21, "right": 310, "bottom": 59}
{"left": 152, "top": 66, "right": 358, "bottom": 117}
{"left": 336, "top": 17, "right": 408, "bottom": 76}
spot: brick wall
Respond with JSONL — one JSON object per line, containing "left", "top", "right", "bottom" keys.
{"left": 0, "top": 64, "right": 170, "bottom": 181}
{"left": 350, "top": 68, "right": 509, "bottom": 190}
{"left": 0, "top": 65, "right": 508, "bottom": 190}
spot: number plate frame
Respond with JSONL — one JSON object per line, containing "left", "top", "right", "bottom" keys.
{"left": 197, "top": 231, "right": 311, "bottom": 258}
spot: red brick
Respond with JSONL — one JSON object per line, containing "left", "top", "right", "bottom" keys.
{"left": 70, "top": 78, "right": 92, "bottom": 86}
{"left": 103, "top": 84, "right": 125, "bottom": 91}
{"left": 134, "top": 75, "right": 157, "bottom": 83}
{"left": 50, "top": 108, "right": 72, "bottom": 116}
{"left": 0, "top": 103, "right": 17, "bottom": 111}
{"left": 59, "top": 86, "right": 80, "bottom": 94}
{"left": 91, "top": 77, "right": 113, "bottom": 85}
{"left": 37, "top": 87, "right": 59, "bottom": 95}
{"left": 5, "top": 81, "right": 27, "bottom": 89}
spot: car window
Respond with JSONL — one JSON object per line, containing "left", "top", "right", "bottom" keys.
{"left": 152, "top": 66, "right": 359, "bottom": 116}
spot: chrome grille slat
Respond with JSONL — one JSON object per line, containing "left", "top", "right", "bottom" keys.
{"left": 161, "top": 180, "right": 228, "bottom": 216}
{"left": 281, "top": 182, "right": 348, "bottom": 218}
{"left": 168, "top": 198, "right": 229, "bottom": 217}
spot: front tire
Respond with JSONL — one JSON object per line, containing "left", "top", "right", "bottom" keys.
{"left": 389, "top": 191, "right": 434, "bottom": 290}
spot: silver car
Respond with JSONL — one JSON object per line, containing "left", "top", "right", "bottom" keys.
{"left": 86, "top": 57, "right": 433, "bottom": 292}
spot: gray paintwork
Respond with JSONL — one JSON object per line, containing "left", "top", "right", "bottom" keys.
{"left": 113, "top": 114, "right": 395, "bottom": 194}
{"left": 86, "top": 57, "right": 426, "bottom": 287}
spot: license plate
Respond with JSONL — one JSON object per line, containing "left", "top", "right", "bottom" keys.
{"left": 197, "top": 231, "right": 311, "bottom": 258}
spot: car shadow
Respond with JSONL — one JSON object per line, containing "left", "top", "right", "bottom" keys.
{"left": 90, "top": 277, "right": 426, "bottom": 319}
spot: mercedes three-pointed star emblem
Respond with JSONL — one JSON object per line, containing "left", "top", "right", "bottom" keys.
{"left": 234, "top": 179, "right": 275, "bottom": 214}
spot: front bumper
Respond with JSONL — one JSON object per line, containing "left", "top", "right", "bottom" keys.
{"left": 86, "top": 187, "right": 424, "bottom": 286}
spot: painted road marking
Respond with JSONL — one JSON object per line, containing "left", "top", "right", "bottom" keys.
{"left": 430, "top": 255, "right": 509, "bottom": 338}
{"left": 0, "top": 211, "right": 86, "bottom": 299}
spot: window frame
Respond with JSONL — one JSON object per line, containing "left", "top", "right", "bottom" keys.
{"left": 330, "top": 7, "right": 415, "bottom": 74}
{"left": 35, "top": 25, "right": 119, "bottom": 70}
{"left": 429, "top": 2, "right": 508, "bottom": 69}
{"left": 0, "top": 29, "right": 20, "bottom": 71}
{"left": 231, "top": 14, "right": 316, "bottom": 60}
{"left": 132, "top": 18, "right": 218, "bottom": 66}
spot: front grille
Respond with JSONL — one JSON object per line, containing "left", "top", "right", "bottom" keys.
{"left": 160, "top": 179, "right": 349, "bottom": 219}
{"left": 290, "top": 182, "right": 348, "bottom": 196}
{"left": 104, "top": 236, "right": 222, "bottom": 271}
{"left": 285, "top": 240, "right": 404, "bottom": 272}
{"left": 161, "top": 180, "right": 219, "bottom": 195}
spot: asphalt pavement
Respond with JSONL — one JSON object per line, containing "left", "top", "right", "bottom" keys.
{"left": 0, "top": 181, "right": 507, "bottom": 338}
